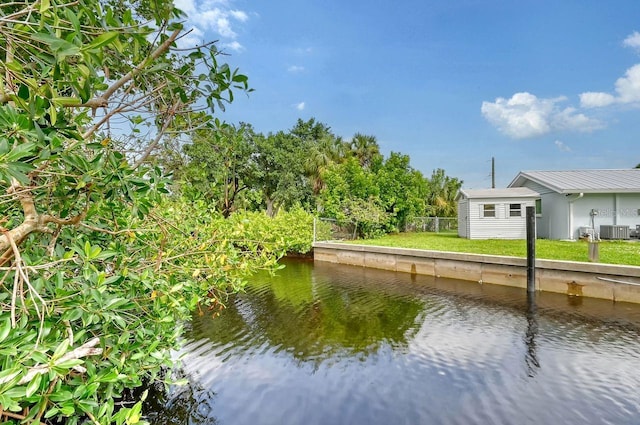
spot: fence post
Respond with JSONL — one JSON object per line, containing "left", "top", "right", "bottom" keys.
{"left": 435, "top": 217, "right": 439, "bottom": 233}
{"left": 313, "top": 217, "right": 317, "bottom": 243}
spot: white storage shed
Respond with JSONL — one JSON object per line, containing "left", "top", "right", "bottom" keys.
{"left": 457, "top": 188, "right": 540, "bottom": 239}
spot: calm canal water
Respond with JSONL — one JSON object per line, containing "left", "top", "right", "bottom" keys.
{"left": 144, "top": 259, "right": 640, "bottom": 425}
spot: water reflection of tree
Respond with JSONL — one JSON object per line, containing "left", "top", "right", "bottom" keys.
{"left": 189, "top": 259, "right": 425, "bottom": 363}
{"left": 143, "top": 372, "right": 219, "bottom": 425}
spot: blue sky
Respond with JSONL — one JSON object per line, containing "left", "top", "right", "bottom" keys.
{"left": 175, "top": 0, "right": 640, "bottom": 188}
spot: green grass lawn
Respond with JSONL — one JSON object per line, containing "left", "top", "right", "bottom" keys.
{"left": 348, "top": 231, "right": 640, "bottom": 266}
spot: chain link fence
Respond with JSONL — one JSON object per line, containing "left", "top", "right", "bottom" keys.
{"left": 313, "top": 217, "right": 458, "bottom": 241}
{"left": 403, "top": 217, "right": 458, "bottom": 233}
{"left": 314, "top": 218, "right": 357, "bottom": 241}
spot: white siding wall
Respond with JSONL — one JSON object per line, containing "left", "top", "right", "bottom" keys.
{"left": 519, "top": 181, "right": 556, "bottom": 239}
{"left": 467, "top": 197, "right": 537, "bottom": 239}
{"left": 544, "top": 193, "right": 569, "bottom": 240}
{"left": 617, "top": 194, "right": 640, "bottom": 229}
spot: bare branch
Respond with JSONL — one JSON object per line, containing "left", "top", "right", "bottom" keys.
{"left": 133, "top": 101, "right": 181, "bottom": 169}
{"left": 82, "top": 28, "right": 181, "bottom": 140}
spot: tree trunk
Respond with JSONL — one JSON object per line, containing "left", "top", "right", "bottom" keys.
{"left": 265, "top": 197, "right": 275, "bottom": 218}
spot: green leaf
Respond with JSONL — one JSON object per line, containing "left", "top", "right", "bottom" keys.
{"left": 31, "top": 33, "right": 81, "bottom": 59}
{"left": 49, "top": 390, "right": 73, "bottom": 402}
{"left": 66, "top": 9, "right": 81, "bottom": 33}
{"left": 25, "top": 373, "right": 42, "bottom": 397}
{"left": 4, "top": 142, "right": 35, "bottom": 162}
{"left": 0, "top": 317, "right": 10, "bottom": 343}
{"left": 40, "top": 0, "right": 50, "bottom": 12}
{"left": 55, "top": 358, "right": 84, "bottom": 370}
{"left": 44, "top": 407, "right": 60, "bottom": 419}
{"left": 59, "top": 402, "right": 75, "bottom": 416}
{"left": 4, "top": 162, "right": 35, "bottom": 185}
{"left": 52, "top": 339, "right": 70, "bottom": 361}
{"left": 125, "top": 392, "right": 146, "bottom": 425}
{"left": 1, "top": 386, "right": 26, "bottom": 398}
{"left": 0, "top": 369, "right": 20, "bottom": 385}
{"left": 17, "top": 84, "right": 29, "bottom": 100}
{"left": 52, "top": 97, "right": 81, "bottom": 106}
{"left": 49, "top": 104, "right": 57, "bottom": 126}
{"left": 232, "top": 74, "right": 248, "bottom": 83}
{"left": 84, "top": 32, "right": 120, "bottom": 51}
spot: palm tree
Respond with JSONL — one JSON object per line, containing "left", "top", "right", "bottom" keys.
{"left": 426, "top": 168, "right": 462, "bottom": 217}
{"left": 304, "top": 136, "right": 347, "bottom": 195}
{"left": 349, "top": 133, "right": 380, "bottom": 169}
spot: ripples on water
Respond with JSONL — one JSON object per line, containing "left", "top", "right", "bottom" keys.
{"left": 145, "top": 259, "right": 640, "bottom": 425}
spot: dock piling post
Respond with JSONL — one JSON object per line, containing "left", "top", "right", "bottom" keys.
{"left": 526, "top": 206, "right": 536, "bottom": 293}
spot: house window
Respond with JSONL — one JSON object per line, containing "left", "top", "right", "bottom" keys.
{"left": 535, "top": 199, "right": 542, "bottom": 215}
{"left": 483, "top": 204, "right": 496, "bottom": 218}
{"left": 509, "top": 203, "right": 522, "bottom": 217}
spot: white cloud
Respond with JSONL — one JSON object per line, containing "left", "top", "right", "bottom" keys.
{"left": 174, "top": 0, "right": 196, "bottom": 15}
{"left": 174, "top": 1, "right": 249, "bottom": 49}
{"left": 481, "top": 92, "right": 603, "bottom": 139}
{"left": 222, "top": 40, "right": 244, "bottom": 52}
{"left": 580, "top": 63, "right": 640, "bottom": 108}
{"left": 229, "top": 10, "right": 249, "bottom": 22}
{"left": 295, "top": 102, "right": 305, "bottom": 111}
{"left": 613, "top": 63, "right": 640, "bottom": 103}
{"left": 579, "top": 32, "right": 640, "bottom": 109}
{"left": 623, "top": 31, "right": 640, "bottom": 52}
{"left": 579, "top": 92, "right": 616, "bottom": 108}
{"left": 287, "top": 65, "right": 305, "bottom": 73}
{"left": 177, "top": 26, "right": 206, "bottom": 49}
{"left": 554, "top": 140, "right": 571, "bottom": 152}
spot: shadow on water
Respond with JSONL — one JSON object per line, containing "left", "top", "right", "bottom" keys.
{"left": 524, "top": 291, "right": 540, "bottom": 378}
{"left": 144, "top": 258, "right": 640, "bottom": 425}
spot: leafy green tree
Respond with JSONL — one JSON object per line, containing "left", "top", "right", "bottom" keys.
{"left": 425, "top": 168, "right": 463, "bottom": 217}
{"left": 319, "top": 157, "right": 391, "bottom": 238}
{"left": 180, "top": 122, "right": 258, "bottom": 217}
{"left": 0, "top": 2, "right": 267, "bottom": 423}
{"left": 290, "top": 118, "right": 346, "bottom": 196}
{"left": 375, "top": 152, "right": 428, "bottom": 229}
{"left": 253, "top": 131, "right": 311, "bottom": 216}
{"left": 289, "top": 117, "right": 335, "bottom": 143}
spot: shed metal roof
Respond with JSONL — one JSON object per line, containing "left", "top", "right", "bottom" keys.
{"left": 508, "top": 169, "right": 640, "bottom": 193}
{"left": 458, "top": 187, "right": 540, "bottom": 200}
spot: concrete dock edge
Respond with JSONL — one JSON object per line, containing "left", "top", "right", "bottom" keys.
{"left": 312, "top": 242, "right": 640, "bottom": 303}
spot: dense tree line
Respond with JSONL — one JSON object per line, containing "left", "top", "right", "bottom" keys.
{"left": 173, "top": 118, "right": 462, "bottom": 237}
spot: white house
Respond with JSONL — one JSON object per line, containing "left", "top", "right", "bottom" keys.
{"left": 508, "top": 169, "right": 640, "bottom": 240}
{"left": 457, "top": 188, "right": 540, "bottom": 239}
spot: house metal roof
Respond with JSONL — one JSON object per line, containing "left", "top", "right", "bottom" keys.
{"left": 458, "top": 187, "right": 540, "bottom": 200}
{"left": 508, "top": 169, "right": 640, "bottom": 193}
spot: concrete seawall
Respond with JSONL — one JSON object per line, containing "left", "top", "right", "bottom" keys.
{"left": 313, "top": 242, "right": 640, "bottom": 303}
